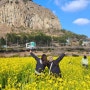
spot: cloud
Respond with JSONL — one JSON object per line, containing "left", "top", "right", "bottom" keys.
{"left": 54, "top": 0, "right": 60, "bottom": 6}
{"left": 73, "top": 18, "right": 90, "bottom": 25}
{"left": 60, "top": 0, "right": 90, "bottom": 12}
{"left": 52, "top": 10, "right": 56, "bottom": 15}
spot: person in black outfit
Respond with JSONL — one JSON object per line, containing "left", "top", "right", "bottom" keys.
{"left": 47, "top": 53, "right": 65, "bottom": 77}
{"left": 30, "top": 50, "right": 48, "bottom": 75}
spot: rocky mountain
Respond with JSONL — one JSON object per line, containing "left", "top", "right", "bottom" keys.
{"left": 0, "top": 0, "right": 62, "bottom": 37}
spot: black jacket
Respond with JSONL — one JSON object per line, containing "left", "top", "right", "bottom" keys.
{"left": 30, "top": 52, "right": 47, "bottom": 73}
{"left": 48, "top": 53, "right": 65, "bottom": 76}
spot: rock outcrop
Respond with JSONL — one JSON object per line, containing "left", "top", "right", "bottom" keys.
{"left": 0, "top": 0, "right": 62, "bottom": 37}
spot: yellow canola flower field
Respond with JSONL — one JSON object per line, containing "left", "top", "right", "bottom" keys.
{"left": 0, "top": 56, "right": 90, "bottom": 90}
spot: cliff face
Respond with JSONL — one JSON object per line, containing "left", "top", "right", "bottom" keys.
{"left": 0, "top": 0, "right": 62, "bottom": 37}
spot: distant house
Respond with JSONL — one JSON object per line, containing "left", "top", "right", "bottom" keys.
{"left": 66, "top": 38, "right": 79, "bottom": 46}
{"left": 82, "top": 38, "right": 90, "bottom": 46}
{"left": 66, "top": 38, "right": 71, "bottom": 46}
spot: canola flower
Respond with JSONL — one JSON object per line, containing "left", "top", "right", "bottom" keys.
{"left": 0, "top": 56, "right": 90, "bottom": 90}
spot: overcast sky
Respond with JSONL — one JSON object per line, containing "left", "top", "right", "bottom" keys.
{"left": 33, "top": 0, "right": 90, "bottom": 38}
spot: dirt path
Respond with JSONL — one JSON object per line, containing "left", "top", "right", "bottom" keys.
{"left": 0, "top": 51, "right": 51, "bottom": 57}
{"left": 0, "top": 51, "right": 89, "bottom": 57}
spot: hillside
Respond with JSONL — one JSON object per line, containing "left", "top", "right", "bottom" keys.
{"left": 0, "top": 0, "right": 61, "bottom": 38}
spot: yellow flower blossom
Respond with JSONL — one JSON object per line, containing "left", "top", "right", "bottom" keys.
{"left": 0, "top": 56, "right": 90, "bottom": 90}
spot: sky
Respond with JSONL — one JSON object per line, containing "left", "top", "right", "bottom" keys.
{"left": 33, "top": 0, "right": 90, "bottom": 38}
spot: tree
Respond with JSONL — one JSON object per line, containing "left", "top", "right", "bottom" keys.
{"left": 34, "top": 33, "right": 51, "bottom": 46}
{"left": 0, "top": 37, "right": 6, "bottom": 45}
{"left": 6, "top": 33, "right": 18, "bottom": 45}
{"left": 20, "top": 34, "right": 28, "bottom": 44}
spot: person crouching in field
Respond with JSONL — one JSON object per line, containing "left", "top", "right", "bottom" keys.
{"left": 81, "top": 55, "right": 88, "bottom": 68}
{"left": 30, "top": 50, "right": 48, "bottom": 75}
{"left": 47, "top": 53, "right": 65, "bottom": 78}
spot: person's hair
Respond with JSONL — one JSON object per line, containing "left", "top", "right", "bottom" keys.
{"left": 84, "top": 55, "right": 87, "bottom": 59}
{"left": 48, "top": 56, "right": 53, "bottom": 62}
{"left": 41, "top": 54, "right": 47, "bottom": 61}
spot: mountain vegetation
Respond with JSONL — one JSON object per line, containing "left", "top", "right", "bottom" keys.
{"left": 0, "top": 29, "right": 87, "bottom": 47}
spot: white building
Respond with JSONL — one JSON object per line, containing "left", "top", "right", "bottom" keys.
{"left": 82, "top": 39, "right": 90, "bottom": 46}
{"left": 26, "top": 42, "right": 36, "bottom": 49}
